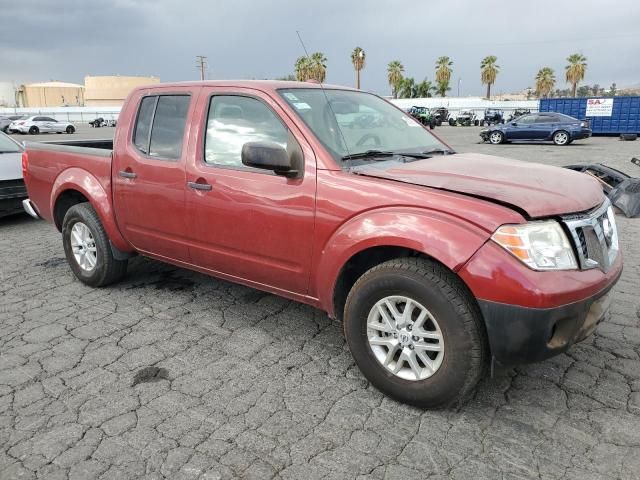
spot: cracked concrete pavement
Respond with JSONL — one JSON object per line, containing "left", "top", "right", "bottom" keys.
{"left": 1, "top": 128, "right": 640, "bottom": 479}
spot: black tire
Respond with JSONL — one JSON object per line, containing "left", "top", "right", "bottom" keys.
{"left": 448, "top": 118, "right": 456, "bottom": 126}
{"left": 429, "top": 120, "right": 435, "bottom": 130}
{"left": 488, "top": 131, "right": 504, "bottom": 145}
{"left": 343, "top": 258, "right": 487, "bottom": 408}
{"left": 29, "top": 126, "right": 39, "bottom": 135}
{"left": 474, "top": 119, "right": 479, "bottom": 126}
{"left": 553, "top": 130, "right": 570, "bottom": 146}
{"left": 436, "top": 119, "right": 442, "bottom": 127}
{"left": 62, "top": 203, "right": 128, "bottom": 287}
{"left": 66, "top": 126, "right": 75, "bottom": 134}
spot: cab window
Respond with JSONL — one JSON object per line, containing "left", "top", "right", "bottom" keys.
{"left": 204, "top": 95, "right": 288, "bottom": 169}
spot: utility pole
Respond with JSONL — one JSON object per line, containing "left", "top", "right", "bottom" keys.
{"left": 196, "top": 56, "right": 208, "bottom": 81}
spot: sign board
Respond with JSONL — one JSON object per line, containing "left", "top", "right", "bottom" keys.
{"left": 586, "top": 98, "right": 613, "bottom": 117}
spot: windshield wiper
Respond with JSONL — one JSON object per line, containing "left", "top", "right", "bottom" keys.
{"left": 341, "top": 150, "right": 395, "bottom": 161}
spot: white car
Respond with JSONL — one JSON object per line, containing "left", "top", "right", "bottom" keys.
{"left": 9, "top": 116, "right": 76, "bottom": 135}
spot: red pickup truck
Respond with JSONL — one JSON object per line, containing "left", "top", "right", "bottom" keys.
{"left": 22, "top": 81, "right": 622, "bottom": 407}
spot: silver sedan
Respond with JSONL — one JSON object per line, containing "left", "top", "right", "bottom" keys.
{"left": 9, "top": 115, "right": 76, "bottom": 135}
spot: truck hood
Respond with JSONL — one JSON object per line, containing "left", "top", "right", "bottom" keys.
{"left": 355, "top": 153, "right": 604, "bottom": 218}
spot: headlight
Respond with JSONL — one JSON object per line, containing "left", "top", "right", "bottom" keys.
{"left": 492, "top": 220, "right": 577, "bottom": 271}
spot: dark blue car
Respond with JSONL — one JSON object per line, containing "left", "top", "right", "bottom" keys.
{"left": 480, "top": 112, "right": 592, "bottom": 146}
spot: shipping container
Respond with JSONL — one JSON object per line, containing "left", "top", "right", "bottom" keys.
{"left": 539, "top": 96, "right": 640, "bottom": 135}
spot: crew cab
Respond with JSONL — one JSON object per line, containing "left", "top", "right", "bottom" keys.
{"left": 21, "top": 81, "right": 622, "bottom": 407}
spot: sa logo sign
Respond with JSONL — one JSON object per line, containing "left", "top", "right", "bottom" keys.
{"left": 588, "top": 99, "right": 606, "bottom": 105}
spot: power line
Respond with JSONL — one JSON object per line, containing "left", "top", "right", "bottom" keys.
{"left": 195, "top": 56, "right": 207, "bottom": 81}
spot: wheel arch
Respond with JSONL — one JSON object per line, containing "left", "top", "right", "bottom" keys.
{"left": 50, "top": 169, "right": 132, "bottom": 252}
{"left": 314, "top": 208, "right": 489, "bottom": 319}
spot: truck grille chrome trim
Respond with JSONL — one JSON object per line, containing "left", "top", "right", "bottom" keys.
{"left": 562, "top": 199, "right": 618, "bottom": 272}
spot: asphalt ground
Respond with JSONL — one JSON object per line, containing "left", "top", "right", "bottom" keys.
{"left": 1, "top": 125, "right": 639, "bottom": 479}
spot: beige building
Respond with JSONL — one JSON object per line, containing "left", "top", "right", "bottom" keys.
{"left": 17, "top": 81, "right": 85, "bottom": 107}
{"left": 84, "top": 75, "right": 160, "bottom": 106}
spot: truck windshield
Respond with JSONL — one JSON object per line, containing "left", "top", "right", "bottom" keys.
{"left": 278, "top": 88, "right": 449, "bottom": 165}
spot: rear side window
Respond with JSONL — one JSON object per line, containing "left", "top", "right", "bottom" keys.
{"left": 133, "top": 95, "right": 190, "bottom": 160}
{"left": 133, "top": 97, "right": 156, "bottom": 153}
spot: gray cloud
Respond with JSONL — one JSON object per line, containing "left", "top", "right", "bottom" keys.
{"left": 1, "top": 0, "right": 639, "bottom": 95}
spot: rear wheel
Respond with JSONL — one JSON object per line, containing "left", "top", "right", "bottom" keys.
{"left": 62, "top": 203, "right": 128, "bottom": 287}
{"left": 448, "top": 118, "right": 456, "bottom": 126}
{"left": 343, "top": 258, "right": 487, "bottom": 408}
{"left": 474, "top": 119, "right": 479, "bottom": 126}
{"left": 489, "top": 131, "right": 504, "bottom": 144}
{"left": 436, "top": 119, "right": 442, "bottom": 126}
{"left": 66, "top": 125, "right": 75, "bottom": 134}
{"left": 553, "top": 130, "right": 570, "bottom": 146}
{"left": 28, "top": 126, "right": 39, "bottom": 135}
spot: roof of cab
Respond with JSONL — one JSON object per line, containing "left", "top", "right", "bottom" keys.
{"left": 131, "top": 80, "right": 356, "bottom": 93}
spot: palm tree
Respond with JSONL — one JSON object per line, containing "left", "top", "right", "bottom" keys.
{"left": 435, "top": 56, "right": 453, "bottom": 97}
{"left": 415, "top": 79, "right": 435, "bottom": 98}
{"left": 387, "top": 60, "right": 404, "bottom": 98}
{"left": 565, "top": 53, "right": 587, "bottom": 97}
{"left": 294, "top": 57, "right": 311, "bottom": 81}
{"left": 535, "top": 67, "right": 556, "bottom": 98}
{"left": 351, "top": 47, "right": 366, "bottom": 89}
{"left": 435, "top": 80, "right": 450, "bottom": 98}
{"left": 309, "top": 52, "right": 327, "bottom": 82}
{"left": 480, "top": 55, "right": 499, "bottom": 99}
{"left": 398, "top": 77, "right": 417, "bottom": 99}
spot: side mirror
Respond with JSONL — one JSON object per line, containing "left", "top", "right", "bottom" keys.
{"left": 241, "top": 141, "right": 297, "bottom": 177}
{"left": 511, "top": 122, "right": 518, "bottom": 126}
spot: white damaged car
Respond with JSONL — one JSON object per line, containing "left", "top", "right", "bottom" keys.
{"left": 9, "top": 115, "right": 76, "bottom": 135}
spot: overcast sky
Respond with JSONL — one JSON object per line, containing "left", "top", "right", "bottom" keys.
{"left": 1, "top": 0, "right": 639, "bottom": 96}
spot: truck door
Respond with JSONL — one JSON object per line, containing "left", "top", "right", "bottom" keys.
{"left": 112, "top": 91, "right": 194, "bottom": 262}
{"left": 184, "top": 88, "right": 316, "bottom": 295}
{"left": 506, "top": 114, "right": 536, "bottom": 139}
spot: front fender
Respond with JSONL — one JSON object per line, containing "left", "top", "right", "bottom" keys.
{"left": 313, "top": 207, "right": 489, "bottom": 315}
{"left": 50, "top": 168, "right": 132, "bottom": 252}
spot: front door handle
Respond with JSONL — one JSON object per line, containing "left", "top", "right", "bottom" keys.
{"left": 187, "top": 181, "right": 212, "bottom": 191}
{"left": 118, "top": 170, "right": 137, "bottom": 179}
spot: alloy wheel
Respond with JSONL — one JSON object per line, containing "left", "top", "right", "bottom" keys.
{"left": 366, "top": 295, "right": 445, "bottom": 381}
{"left": 70, "top": 222, "right": 98, "bottom": 272}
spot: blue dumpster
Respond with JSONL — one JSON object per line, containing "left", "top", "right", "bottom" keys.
{"left": 539, "top": 96, "right": 640, "bottom": 135}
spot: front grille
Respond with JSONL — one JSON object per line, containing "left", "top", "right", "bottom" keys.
{"left": 562, "top": 200, "right": 618, "bottom": 272}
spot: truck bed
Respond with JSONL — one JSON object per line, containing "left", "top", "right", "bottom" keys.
{"left": 23, "top": 139, "right": 115, "bottom": 226}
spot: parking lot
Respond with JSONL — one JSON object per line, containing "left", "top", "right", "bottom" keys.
{"left": 2, "top": 127, "right": 640, "bottom": 479}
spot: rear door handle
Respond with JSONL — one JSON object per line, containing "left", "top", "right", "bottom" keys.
{"left": 187, "top": 181, "right": 212, "bottom": 191}
{"left": 118, "top": 170, "right": 137, "bottom": 179}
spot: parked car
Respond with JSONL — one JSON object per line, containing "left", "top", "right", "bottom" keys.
{"left": 449, "top": 110, "right": 479, "bottom": 126}
{"left": 0, "top": 115, "right": 27, "bottom": 133}
{"left": 22, "top": 81, "right": 621, "bottom": 407}
{"left": 407, "top": 106, "right": 436, "bottom": 129}
{"left": 0, "top": 131, "right": 27, "bottom": 217}
{"left": 480, "top": 112, "right": 592, "bottom": 145}
{"left": 9, "top": 116, "right": 76, "bottom": 135}
{"left": 481, "top": 109, "right": 504, "bottom": 126}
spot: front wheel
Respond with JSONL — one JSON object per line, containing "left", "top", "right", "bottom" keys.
{"left": 28, "top": 126, "right": 39, "bottom": 135}
{"left": 66, "top": 126, "right": 75, "bottom": 134}
{"left": 343, "top": 258, "right": 487, "bottom": 408}
{"left": 488, "top": 131, "right": 504, "bottom": 144}
{"left": 553, "top": 130, "right": 570, "bottom": 146}
{"left": 62, "top": 203, "right": 128, "bottom": 287}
